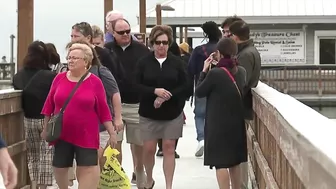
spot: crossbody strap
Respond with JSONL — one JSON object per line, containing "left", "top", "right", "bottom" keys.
{"left": 24, "top": 70, "right": 43, "bottom": 90}
{"left": 60, "top": 71, "right": 89, "bottom": 113}
{"left": 220, "top": 67, "right": 242, "bottom": 98}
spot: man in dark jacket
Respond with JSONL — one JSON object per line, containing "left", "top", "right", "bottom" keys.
{"left": 104, "top": 18, "right": 150, "bottom": 187}
{"left": 223, "top": 17, "right": 261, "bottom": 189}
{"left": 229, "top": 20, "right": 261, "bottom": 120}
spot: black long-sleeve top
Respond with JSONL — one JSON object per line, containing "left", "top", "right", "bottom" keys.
{"left": 136, "top": 52, "right": 188, "bottom": 120}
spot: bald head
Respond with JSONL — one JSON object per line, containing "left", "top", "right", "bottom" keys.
{"left": 106, "top": 10, "right": 124, "bottom": 23}
{"left": 106, "top": 10, "right": 124, "bottom": 34}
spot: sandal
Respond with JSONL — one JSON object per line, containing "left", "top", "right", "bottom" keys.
{"left": 144, "top": 180, "right": 155, "bottom": 189}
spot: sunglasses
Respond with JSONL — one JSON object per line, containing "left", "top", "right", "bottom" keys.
{"left": 115, "top": 29, "right": 131, "bottom": 35}
{"left": 154, "top": 40, "right": 169, "bottom": 45}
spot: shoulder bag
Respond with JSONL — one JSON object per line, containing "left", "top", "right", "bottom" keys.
{"left": 220, "top": 67, "right": 242, "bottom": 98}
{"left": 46, "top": 71, "right": 89, "bottom": 142}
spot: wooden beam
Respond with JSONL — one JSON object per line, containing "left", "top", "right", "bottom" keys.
{"left": 139, "top": 0, "right": 146, "bottom": 34}
{"left": 155, "top": 4, "right": 162, "bottom": 25}
{"left": 104, "top": 0, "right": 113, "bottom": 33}
{"left": 17, "top": 0, "right": 34, "bottom": 71}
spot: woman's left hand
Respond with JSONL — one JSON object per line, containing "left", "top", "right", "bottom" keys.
{"left": 108, "top": 133, "right": 117, "bottom": 148}
{"left": 154, "top": 97, "right": 165, "bottom": 109}
{"left": 203, "top": 52, "right": 215, "bottom": 72}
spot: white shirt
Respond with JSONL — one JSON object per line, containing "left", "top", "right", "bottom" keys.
{"left": 156, "top": 57, "right": 167, "bottom": 68}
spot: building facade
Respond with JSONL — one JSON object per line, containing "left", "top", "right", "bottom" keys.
{"left": 137, "top": 0, "right": 336, "bottom": 65}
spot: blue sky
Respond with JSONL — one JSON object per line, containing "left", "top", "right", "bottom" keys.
{"left": 0, "top": 0, "right": 165, "bottom": 61}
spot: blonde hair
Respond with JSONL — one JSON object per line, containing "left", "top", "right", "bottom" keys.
{"left": 67, "top": 42, "right": 93, "bottom": 68}
{"left": 92, "top": 25, "right": 104, "bottom": 40}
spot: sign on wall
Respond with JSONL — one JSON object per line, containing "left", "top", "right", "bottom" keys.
{"left": 250, "top": 31, "right": 306, "bottom": 64}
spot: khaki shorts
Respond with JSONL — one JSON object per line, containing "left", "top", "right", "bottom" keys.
{"left": 122, "top": 103, "right": 143, "bottom": 146}
{"left": 99, "top": 130, "right": 123, "bottom": 148}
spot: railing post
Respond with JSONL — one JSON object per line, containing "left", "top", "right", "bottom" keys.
{"left": 318, "top": 67, "right": 322, "bottom": 96}
{"left": 283, "top": 66, "right": 288, "bottom": 94}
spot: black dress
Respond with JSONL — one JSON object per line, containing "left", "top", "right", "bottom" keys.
{"left": 195, "top": 66, "right": 247, "bottom": 169}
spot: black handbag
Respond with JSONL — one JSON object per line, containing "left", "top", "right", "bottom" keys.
{"left": 46, "top": 72, "right": 89, "bottom": 142}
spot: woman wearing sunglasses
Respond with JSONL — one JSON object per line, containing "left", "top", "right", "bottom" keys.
{"left": 135, "top": 25, "right": 188, "bottom": 189}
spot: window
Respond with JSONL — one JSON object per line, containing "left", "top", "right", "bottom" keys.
{"left": 314, "top": 30, "right": 336, "bottom": 64}
{"left": 319, "top": 38, "right": 336, "bottom": 64}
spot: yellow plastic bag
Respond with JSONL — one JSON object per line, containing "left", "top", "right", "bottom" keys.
{"left": 98, "top": 146, "right": 131, "bottom": 189}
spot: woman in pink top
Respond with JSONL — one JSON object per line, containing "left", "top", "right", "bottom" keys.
{"left": 41, "top": 42, "right": 117, "bottom": 189}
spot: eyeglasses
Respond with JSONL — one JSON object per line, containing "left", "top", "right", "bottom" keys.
{"left": 66, "top": 56, "right": 84, "bottom": 61}
{"left": 115, "top": 29, "right": 131, "bottom": 35}
{"left": 154, "top": 40, "right": 169, "bottom": 45}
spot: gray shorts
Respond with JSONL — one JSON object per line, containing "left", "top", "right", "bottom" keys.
{"left": 122, "top": 103, "right": 143, "bottom": 146}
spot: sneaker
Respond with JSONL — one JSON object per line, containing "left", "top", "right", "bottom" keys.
{"left": 131, "top": 172, "right": 136, "bottom": 184}
{"left": 175, "top": 151, "right": 180, "bottom": 159}
{"left": 195, "top": 140, "right": 204, "bottom": 157}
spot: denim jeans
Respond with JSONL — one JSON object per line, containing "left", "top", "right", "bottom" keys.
{"left": 193, "top": 97, "right": 206, "bottom": 141}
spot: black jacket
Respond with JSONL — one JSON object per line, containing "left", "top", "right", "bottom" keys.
{"left": 105, "top": 39, "right": 150, "bottom": 104}
{"left": 136, "top": 52, "right": 188, "bottom": 120}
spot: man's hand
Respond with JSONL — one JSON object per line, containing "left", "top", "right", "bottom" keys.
{"left": 114, "top": 118, "right": 124, "bottom": 132}
{"left": 0, "top": 148, "right": 18, "bottom": 189}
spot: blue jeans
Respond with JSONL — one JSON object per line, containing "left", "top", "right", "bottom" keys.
{"left": 194, "top": 97, "right": 206, "bottom": 141}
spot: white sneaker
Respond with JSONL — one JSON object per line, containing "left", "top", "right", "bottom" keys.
{"left": 195, "top": 140, "right": 204, "bottom": 157}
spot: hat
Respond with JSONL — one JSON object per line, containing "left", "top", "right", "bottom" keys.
{"left": 179, "top": 42, "right": 189, "bottom": 53}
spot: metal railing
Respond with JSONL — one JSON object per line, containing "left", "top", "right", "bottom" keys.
{"left": 260, "top": 64, "right": 336, "bottom": 95}
{"left": 1, "top": 63, "right": 336, "bottom": 95}
{"left": 0, "top": 63, "right": 15, "bottom": 80}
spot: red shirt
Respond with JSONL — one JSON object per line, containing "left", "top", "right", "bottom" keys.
{"left": 42, "top": 72, "right": 112, "bottom": 149}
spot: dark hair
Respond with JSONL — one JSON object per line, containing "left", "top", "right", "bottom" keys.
{"left": 168, "top": 41, "right": 181, "bottom": 56}
{"left": 72, "top": 22, "right": 93, "bottom": 43}
{"left": 65, "top": 40, "right": 101, "bottom": 67}
{"left": 149, "top": 25, "right": 174, "bottom": 47}
{"left": 216, "top": 38, "right": 238, "bottom": 72}
{"left": 201, "top": 21, "right": 221, "bottom": 42}
{"left": 111, "top": 18, "right": 131, "bottom": 31}
{"left": 45, "top": 43, "right": 60, "bottom": 65}
{"left": 229, "top": 21, "right": 250, "bottom": 41}
{"left": 23, "top": 41, "right": 50, "bottom": 70}
{"left": 217, "top": 38, "right": 237, "bottom": 57}
{"left": 221, "top": 15, "right": 243, "bottom": 28}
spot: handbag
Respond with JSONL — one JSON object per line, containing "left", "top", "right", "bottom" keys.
{"left": 45, "top": 71, "right": 89, "bottom": 142}
{"left": 220, "top": 67, "right": 242, "bottom": 98}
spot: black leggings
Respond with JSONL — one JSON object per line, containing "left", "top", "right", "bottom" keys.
{"left": 158, "top": 139, "right": 179, "bottom": 151}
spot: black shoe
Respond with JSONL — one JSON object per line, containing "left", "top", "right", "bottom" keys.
{"left": 175, "top": 151, "right": 180, "bottom": 159}
{"left": 131, "top": 172, "right": 136, "bottom": 184}
{"left": 156, "top": 150, "right": 163, "bottom": 157}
